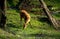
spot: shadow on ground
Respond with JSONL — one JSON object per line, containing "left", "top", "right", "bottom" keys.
{"left": 6, "top": 23, "right": 22, "bottom": 28}
{"left": 37, "top": 17, "right": 51, "bottom": 24}
{"left": 2, "top": 23, "right": 23, "bottom": 35}
{"left": 20, "top": 33, "right": 60, "bottom": 38}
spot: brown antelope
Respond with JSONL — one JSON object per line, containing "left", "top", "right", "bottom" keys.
{"left": 20, "top": 10, "right": 31, "bottom": 29}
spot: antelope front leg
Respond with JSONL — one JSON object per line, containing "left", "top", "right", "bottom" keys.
{"left": 23, "top": 19, "right": 30, "bottom": 29}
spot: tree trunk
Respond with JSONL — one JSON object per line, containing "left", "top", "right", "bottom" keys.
{"left": 39, "top": 0, "right": 59, "bottom": 29}
{"left": 0, "top": 0, "right": 6, "bottom": 28}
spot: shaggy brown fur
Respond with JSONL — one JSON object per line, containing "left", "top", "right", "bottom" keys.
{"left": 20, "top": 10, "right": 31, "bottom": 29}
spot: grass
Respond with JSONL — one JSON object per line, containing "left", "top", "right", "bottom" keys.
{"left": 0, "top": 9, "right": 60, "bottom": 39}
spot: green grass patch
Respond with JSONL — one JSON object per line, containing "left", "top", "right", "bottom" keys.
{"left": 0, "top": 9, "right": 60, "bottom": 39}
